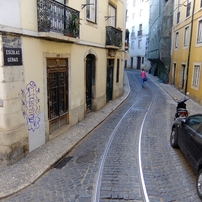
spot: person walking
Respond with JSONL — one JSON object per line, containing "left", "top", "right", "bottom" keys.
{"left": 140, "top": 68, "right": 147, "bottom": 87}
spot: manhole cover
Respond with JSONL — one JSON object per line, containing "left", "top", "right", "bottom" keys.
{"left": 54, "top": 156, "right": 73, "bottom": 169}
{"left": 76, "top": 152, "right": 95, "bottom": 164}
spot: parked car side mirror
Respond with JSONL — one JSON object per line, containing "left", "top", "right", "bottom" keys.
{"left": 181, "top": 119, "right": 187, "bottom": 125}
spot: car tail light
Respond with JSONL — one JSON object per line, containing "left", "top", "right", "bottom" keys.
{"left": 180, "top": 112, "right": 186, "bottom": 116}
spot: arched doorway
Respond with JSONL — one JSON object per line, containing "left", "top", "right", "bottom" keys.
{"left": 86, "top": 54, "right": 95, "bottom": 112}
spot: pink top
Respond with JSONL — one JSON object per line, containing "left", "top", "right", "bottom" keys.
{"left": 140, "top": 71, "right": 146, "bottom": 78}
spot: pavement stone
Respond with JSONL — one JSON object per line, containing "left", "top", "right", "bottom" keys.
{"left": 0, "top": 70, "right": 202, "bottom": 199}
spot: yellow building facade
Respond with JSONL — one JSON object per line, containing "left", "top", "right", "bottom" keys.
{"left": 0, "top": 0, "right": 127, "bottom": 168}
{"left": 170, "top": 0, "right": 202, "bottom": 104}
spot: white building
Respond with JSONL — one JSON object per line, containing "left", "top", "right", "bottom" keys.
{"left": 126, "top": 0, "right": 150, "bottom": 70}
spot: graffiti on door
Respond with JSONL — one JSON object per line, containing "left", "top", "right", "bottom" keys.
{"left": 21, "top": 81, "right": 41, "bottom": 132}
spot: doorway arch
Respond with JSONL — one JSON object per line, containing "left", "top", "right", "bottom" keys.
{"left": 85, "top": 54, "right": 95, "bottom": 112}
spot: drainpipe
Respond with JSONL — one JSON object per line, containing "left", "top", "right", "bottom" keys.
{"left": 185, "top": 0, "right": 196, "bottom": 95}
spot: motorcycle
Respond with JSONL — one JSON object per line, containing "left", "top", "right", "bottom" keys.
{"left": 174, "top": 97, "right": 189, "bottom": 120}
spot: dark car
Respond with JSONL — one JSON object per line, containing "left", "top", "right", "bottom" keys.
{"left": 170, "top": 114, "right": 202, "bottom": 199}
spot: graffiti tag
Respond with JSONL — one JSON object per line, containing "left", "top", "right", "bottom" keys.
{"left": 21, "top": 81, "right": 40, "bottom": 132}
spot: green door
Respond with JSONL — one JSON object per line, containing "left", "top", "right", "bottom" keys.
{"left": 106, "top": 59, "right": 114, "bottom": 102}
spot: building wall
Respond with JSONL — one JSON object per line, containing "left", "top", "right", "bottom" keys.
{"left": 0, "top": 0, "right": 126, "bottom": 168}
{"left": 187, "top": 2, "right": 202, "bottom": 104}
{"left": 148, "top": 0, "right": 173, "bottom": 83}
{"left": 170, "top": 0, "right": 202, "bottom": 105}
{"left": 126, "top": 0, "right": 150, "bottom": 71}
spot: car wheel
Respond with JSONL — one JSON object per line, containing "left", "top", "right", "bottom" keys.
{"left": 170, "top": 128, "right": 178, "bottom": 148}
{"left": 197, "top": 169, "right": 202, "bottom": 199}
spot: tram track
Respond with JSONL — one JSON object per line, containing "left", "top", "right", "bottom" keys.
{"left": 4, "top": 70, "right": 199, "bottom": 202}
{"left": 93, "top": 70, "right": 154, "bottom": 202}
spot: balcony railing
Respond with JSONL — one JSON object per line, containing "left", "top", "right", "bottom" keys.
{"left": 106, "top": 26, "right": 122, "bottom": 47}
{"left": 37, "top": 0, "right": 80, "bottom": 38}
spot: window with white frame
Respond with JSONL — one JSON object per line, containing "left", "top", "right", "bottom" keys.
{"left": 197, "top": 20, "right": 202, "bottom": 44}
{"left": 131, "top": 41, "right": 134, "bottom": 49}
{"left": 176, "top": 0, "right": 180, "bottom": 24}
{"left": 175, "top": 32, "right": 179, "bottom": 48}
{"left": 108, "top": 4, "right": 116, "bottom": 27}
{"left": 184, "top": 27, "right": 189, "bottom": 47}
{"left": 140, "top": 9, "right": 142, "bottom": 16}
{"left": 86, "top": 0, "right": 96, "bottom": 22}
{"left": 192, "top": 64, "right": 200, "bottom": 87}
{"left": 138, "top": 40, "right": 142, "bottom": 48}
{"left": 132, "top": 13, "right": 135, "bottom": 19}
{"left": 133, "top": 0, "right": 136, "bottom": 7}
{"left": 186, "top": 0, "right": 191, "bottom": 17}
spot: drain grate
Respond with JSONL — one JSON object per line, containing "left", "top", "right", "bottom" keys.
{"left": 54, "top": 156, "right": 73, "bottom": 169}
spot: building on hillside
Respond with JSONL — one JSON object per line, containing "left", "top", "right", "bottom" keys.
{"left": 148, "top": 0, "right": 173, "bottom": 83}
{"left": 170, "top": 0, "right": 202, "bottom": 105}
{"left": 125, "top": 0, "right": 150, "bottom": 71}
{"left": 0, "top": 0, "right": 127, "bottom": 168}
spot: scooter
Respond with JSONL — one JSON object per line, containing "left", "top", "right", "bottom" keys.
{"left": 174, "top": 97, "right": 189, "bottom": 120}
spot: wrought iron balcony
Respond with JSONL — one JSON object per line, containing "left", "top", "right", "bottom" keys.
{"left": 106, "top": 26, "right": 122, "bottom": 48}
{"left": 37, "top": 0, "right": 80, "bottom": 38}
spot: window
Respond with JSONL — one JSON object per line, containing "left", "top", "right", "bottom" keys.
{"left": 86, "top": 0, "right": 96, "bottom": 22}
{"left": 186, "top": 0, "right": 191, "bottom": 17}
{"left": 201, "top": 0, "right": 202, "bottom": 8}
{"left": 197, "top": 20, "right": 202, "bottom": 44}
{"left": 138, "top": 40, "right": 142, "bottom": 48}
{"left": 132, "top": 13, "right": 135, "bottom": 19}
{"left": 131, "top": 27, "right": 135, "bottom": 39}
{"left": 177, "top": 12, "right": 180, "bottom": 24}
{"left": 133, "top": 0, "right": 136, "bottom": 7}
{"left": 142, "top": 57, "right": 144, "bottom": 64}
{"left": 140, "top": 9, "right": 142, "bottom": 17}
{"left": 186, "top": 115, "right": 202, "bottom": 131}
{"left": 108, "top": 4, "right": 116, "bottom": 27}
{"left": 131, "top": 41, "right": 134, "bottom": 49}
{"left": 184, "top": 27, "right": 189, "bottom": 47}
{"left": 138, "top": 24, "right": 142, "bottom": 36}
{"left": 116, "top": 59, "right": 120, "bottom": 83}
{"left": 175, "top": 32, "right": 179, "bottom": 48}
{"left": 192, "top": 64, "right": 200, "bottom": 87}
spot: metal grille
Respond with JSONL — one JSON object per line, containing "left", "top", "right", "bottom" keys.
{"left": 106, "top": 26, "right": 122, "bottom": 47}
{"left": 37, "top": 0, "right": 80, "bottom": 38}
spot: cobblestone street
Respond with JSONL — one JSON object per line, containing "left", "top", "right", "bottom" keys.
{"left": 1, "top": 70, "right": 202, "bottom": 202}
